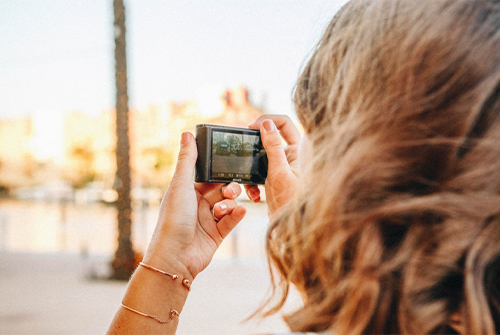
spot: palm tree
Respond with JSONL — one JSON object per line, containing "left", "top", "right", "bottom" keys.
{"left": 111, "top": 0, "right": 136, "bottom": 280}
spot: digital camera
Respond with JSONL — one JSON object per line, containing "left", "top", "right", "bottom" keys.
{"left": 195, "top": 124, "right": 268, "bottom": 185}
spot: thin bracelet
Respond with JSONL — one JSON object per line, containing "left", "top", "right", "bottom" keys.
{"left": 139, "top": 262, "right": 191, "bottom": 291}
{"left": 121, "top": 303, "right": 179, "bottom": 324}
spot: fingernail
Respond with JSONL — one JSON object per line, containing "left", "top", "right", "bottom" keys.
{"left": 219, "top": 202, "right": 227, "bottom": 213}
{"left": 227, "top": 185, "right": 236, "bottom": 197}
{"left": 262, "top": 119, "right": 276, "bottom": 132}
{"left": 181, "top": 132, "right": 191, "bottom": 145}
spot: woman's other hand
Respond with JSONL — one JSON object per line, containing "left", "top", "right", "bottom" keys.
{"left": 247, "top": 115, "right": 301, "bottom": 221}
{"left": 143, "top": 132, "right": 247, "bottom": 281}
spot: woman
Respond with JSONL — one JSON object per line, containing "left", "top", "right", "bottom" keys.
{"left": 108, "top": 0, "right": 500, "bottom": 334}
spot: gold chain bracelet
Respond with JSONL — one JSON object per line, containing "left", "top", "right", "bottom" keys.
{"left": 121, "top": 303, "right": 180, "bottom": 324}
{"left": 139, "top": 262, "right": 191, "bottom": 291}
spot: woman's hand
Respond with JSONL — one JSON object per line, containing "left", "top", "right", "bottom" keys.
{"left": 143, "top": 132, "right": 247, "bottom": 280}
{"left": 108, "top": 132, "right": 245, "bottom": 335}
{"left": 246, "top": 115, "right": 301, "bottom": 221}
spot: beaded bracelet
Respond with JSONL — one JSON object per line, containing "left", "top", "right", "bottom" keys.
{"left": 139, "top": 262, "right": 191, "bottom": 291}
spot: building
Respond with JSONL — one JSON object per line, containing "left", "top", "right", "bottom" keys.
{"left": 0, "top": 86, "right": 266, "bottom": 191}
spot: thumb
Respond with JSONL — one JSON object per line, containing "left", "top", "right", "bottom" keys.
{"left": 171, "top": 132, "right": 197, "bottom": 187}
{"left": 260, "top": 119, "right": 289, "bottom": 173}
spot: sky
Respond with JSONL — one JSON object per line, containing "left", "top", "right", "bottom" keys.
{"left": 0, "top": 0, "right": 348, "bottom": 120}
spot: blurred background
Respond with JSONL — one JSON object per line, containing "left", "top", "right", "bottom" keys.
{"left": 0, "top": 1, "right": 347, "bottom": 334}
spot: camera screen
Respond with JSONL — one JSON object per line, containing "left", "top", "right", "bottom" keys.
{"left": 211, "top": 130, "right": 263, "bottom": 181}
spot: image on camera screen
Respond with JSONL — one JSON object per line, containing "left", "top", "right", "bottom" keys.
{"left": 211, "top": 131, "right": 262, "bottom": 180}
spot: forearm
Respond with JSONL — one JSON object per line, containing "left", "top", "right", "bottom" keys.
{"left": 107, "top": 259, "right": 192, "bottom": 335}
{"left": 107, "top": 132, "right": 246, "bottom": 334}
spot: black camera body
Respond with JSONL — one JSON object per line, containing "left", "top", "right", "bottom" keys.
{"left": 195, "top": 124, "right": 268, "bottom": 185}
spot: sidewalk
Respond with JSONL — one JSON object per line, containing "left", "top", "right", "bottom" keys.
{"left": 0, "top": 252, "right": 300, "bottom": 335}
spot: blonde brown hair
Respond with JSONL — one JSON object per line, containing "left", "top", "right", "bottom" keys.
{"left": 265, "top": 0, "right": 500, "bottom": 334}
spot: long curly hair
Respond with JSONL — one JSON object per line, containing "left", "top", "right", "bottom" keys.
{"left": 264, "top": 0, "right": 500, "bottom": 334}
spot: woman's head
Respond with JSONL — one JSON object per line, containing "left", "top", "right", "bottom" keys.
{"left": 266, "top": 0, "right": 500, "bottom": 334}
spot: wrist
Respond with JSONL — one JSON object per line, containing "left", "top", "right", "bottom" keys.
{"left": 120, "top": 261, "right": 190, "bottom": 329}
{"left": 142, "top": 252, "right": 195, "bottom": 284}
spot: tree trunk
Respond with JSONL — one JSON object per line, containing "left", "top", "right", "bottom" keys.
{"left": 111, "top": 0, "right": 136, "bottom": 280}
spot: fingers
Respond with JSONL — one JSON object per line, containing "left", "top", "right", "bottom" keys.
{"left": 216, "top": 205, "right": 246, "bottom": 239}
{"left": 244, "top": 185, "right": 261, "bottom": 203}
{"left": 259, "top": 119, "right": 291, "bottom": 175}
{"left": 212, "top": 199, "right": 239, "bottom": 220}
{"left": 199, "top": 200, "right": 246, "bottom": 244}
{"left": 220, "top": 183, "right": 240, "bottom": 199}
{"left": 170, "top": 132, "right": 198, "bottom": 188}
{"left": 248, "top": 114, "right": 302, "bottom": 146}
{"left": 248, "top": 115, "right": 301, "bottom": 178}
{"left": 196, "top": 182, "right": 241, "bottom": 207}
